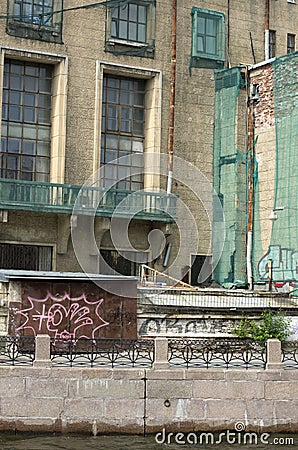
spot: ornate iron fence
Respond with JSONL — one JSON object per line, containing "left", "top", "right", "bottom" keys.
{"left": 0, "top": 335, "right": 35, "bottom": 366}
{"left": 168, "top": 338, "right": 267, "bottom": 369}
{"left": 50, "top": 338, "right": 155, "bottom": 368}
{"left": 281, "top": 341, "right": 298, "bottom": 369}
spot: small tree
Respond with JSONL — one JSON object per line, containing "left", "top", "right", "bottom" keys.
{"left": 233, "top": 309, "right": 291, "bottom": 342}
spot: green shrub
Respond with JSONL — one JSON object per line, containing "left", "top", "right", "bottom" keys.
{"left": 233, "top": 309, "right": 291, "bottom": 342}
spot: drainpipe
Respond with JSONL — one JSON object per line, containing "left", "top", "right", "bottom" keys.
{"left": 265, "top": 0, "right": 270, "bottom": 60}
{"left": 246, "top": 67, "right": 255, "bottom": 290}
{"left": 166, "top": 0, "right": 177, "bottom": 195}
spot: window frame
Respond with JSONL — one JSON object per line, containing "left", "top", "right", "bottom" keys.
{"left": 0, "top": 48, "right": 68, "bottom": 184}
{"left": 287, "top": 33, "right": 296, "bottom": 53}
{"left": 191, "top": 7, "right": 225, "bottom": 69}
{"left": 1, "top": 59, "right": 53, "bottom": 182}
{"left": 105, "top": 0, "right": 155, "bottom": 58}
{"left": 269, "top": 30, "right": 276, "bottom": 58}
{"left": 100, "top": 74, "right": 146, "bottom": 191}
{"left": 6, "top": 0, "right": 63, "bottom": 44}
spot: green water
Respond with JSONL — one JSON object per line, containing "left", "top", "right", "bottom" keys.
{"left": 0, "top": 433, "right": 296, "bottom": 449}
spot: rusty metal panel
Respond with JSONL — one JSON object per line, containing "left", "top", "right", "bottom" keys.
{"left": 9, "top": 281, "right": 137, "bottom": 340}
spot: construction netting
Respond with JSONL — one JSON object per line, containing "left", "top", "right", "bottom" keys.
{"left": 213, "top": 53, "right": 298, "bottom": 292}
{"left": 213, "top": 67, "right": 247, "bottom": 287}
{"left": 252, "top": 52, "right": 298, "bottom": 292}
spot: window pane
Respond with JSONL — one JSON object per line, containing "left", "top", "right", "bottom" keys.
{"left": 40, "top": 78, "right": 52, "bottom": 94}
{"left": 119, "top": 5, "right": 128, "bottom": 19}
{"left": 119, "top": 20, "right": 128, "bottom": 39}
{"left": 10, "top": 75, "right": 23, "bottom": 90}
{"left": 36, "top": 157, "right": 49, "bottom": 173}
{"left": 38, "top": 126, "right": 51, "bottom": 140}
{"left": 106, "top": 134, "right": 118, "bottom": 150}
{"left": 38, "top": 109, "right": 51, "bottom": 123}
{"left": 23, "top": 124, "right": 37, "bottom": 140}
{"left": 22, "top": 156, "right": 35, "bottom": 172}
{"left": 24, "top": 107, "right": 36, "bottom": 123}
{"left": 138, "top": 24, "right": 146, "bottom": 43}
{"left": 119, "top": 136, "right": 131, "bottom": 150}
{"left": 197, "top": 35, "right": 204, "bottom": 52}
{"left": 139, "top": 5, "right": 146, "bottom": 23}
{"left": 129, "top": 4, "right": 138, "bottom": 22}
{"left": 8, "top": 123, "right": 22, "bottom": 138}
{"left": 7, "top": 138, "right": 21, "bottom": 153}
{"left": 37, "top": 142, "right": 50, "bottom": 156}
{"left": 9, "top": 105, "right": 22, "bottom": 121}
{"left": 129, "top": 22, "right": 137, "bottom": 41}
{"left": 206, "top": 36, "right": 216, "bottom": 54}
{"left": 198, "top": 16, "right": 205, "bottom": 32}
{"left": 10, "top": 92, "right": 22, "bottom": 105}
{"left": 23, "top": 141, "right": 36, "bottom": 155}
{"left": 206, "top": 18, "right": 216, "bottom": 36}
{"left": 107, "top": 88, "right": 119, "bottom": 103}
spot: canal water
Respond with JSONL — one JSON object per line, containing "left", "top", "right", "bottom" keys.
{"left": 0, "top": 433, "right": 296, "bottom": 449}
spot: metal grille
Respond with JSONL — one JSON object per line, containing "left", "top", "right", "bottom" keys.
{"left": 50, "top": 338, "right": 154, "bottom": 368}
{"left": 0, "top": 243, "right": 52, "bottom": 270}
{"left": 282, "top": 341, "right": 298, "bottom": 369}
{"left": 168, "top": 338, "right": 267, "bottom": 369}
{"left": 0, "top": 335, "right": 35, "bottom": 365}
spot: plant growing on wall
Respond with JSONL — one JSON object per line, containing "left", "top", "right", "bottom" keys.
{"left": 233, "top": 309, "right": 291, "bottom": 341}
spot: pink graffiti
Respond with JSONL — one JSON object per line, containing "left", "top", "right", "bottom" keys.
{"left": 16, "top": 292, "right": 109, "bottom": 341}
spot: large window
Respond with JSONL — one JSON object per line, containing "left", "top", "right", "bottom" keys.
{"left": 6, "top": 0, "right": 63, "bottom": 43}
{"left": 105, "top": 0, "right": 155, "bottom": 58}
{"left": 1, "top": 59, "right": 52, "bottom": 182}
{"left": 191, "top": 7, "right": 225, "bottom": 69}
{"left": 101, "top": 75, "right": 145, "bottom": 191}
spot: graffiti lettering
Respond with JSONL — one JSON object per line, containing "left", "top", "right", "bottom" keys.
{"left": 16, "top": 292, "right": 109, "bottom": 341}
{"left": 258, "top": 245, "right": 298, "bottom": 282}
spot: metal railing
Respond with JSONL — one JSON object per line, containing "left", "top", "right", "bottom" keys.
{"left": 168, "top": 338, "right": 267, "bottom": 369}
{"left": 138, "top": 287, "right": 298, "bottom": 309}
{"left": 0, "top": 178, "right": 177, "bottom": 222}
{"left": 0, "top": 336, "right": 35, "bottom": 366}
{"left": 281, "top": 341, "right": 298, "bottom": 369}
{"left": 50, "top": 337, "right": 155, "bottom": 368}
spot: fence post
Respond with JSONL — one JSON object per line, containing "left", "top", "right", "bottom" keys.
{"left": 33, "top": 334, "right": 52, "bottom": 368}
{"left": 153, "top": 337, "right": 169, "bottom": 369}
{"left": 266, "top": 339, "right": 283, "bottom": 370}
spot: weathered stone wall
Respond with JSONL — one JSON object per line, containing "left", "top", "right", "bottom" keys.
{"left": 0, "top": 365, "right": 298, "bottom": 434}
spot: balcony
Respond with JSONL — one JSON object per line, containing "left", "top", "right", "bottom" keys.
{"left": 0, "top": 178, "right": 177, "bottom": 222}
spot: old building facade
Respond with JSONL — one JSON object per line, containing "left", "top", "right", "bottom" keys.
{"left": 0, "top": 0, "right": 297, "bottom": 284}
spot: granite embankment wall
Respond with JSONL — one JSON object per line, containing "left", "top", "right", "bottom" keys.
{"left": 0, "top": 337, "right": 297, "bottom": 434}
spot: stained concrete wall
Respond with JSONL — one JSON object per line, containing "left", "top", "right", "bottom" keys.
{"left": 0, "top": 365, "right": 298, "bottom": 434}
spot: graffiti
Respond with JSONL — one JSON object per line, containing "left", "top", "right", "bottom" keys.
{"left": 138, "top": 317, "right": 232, "bottom": 337}
{"left": 108, "top": 306, "right": 137, "bottom": 325}
{"left": 15, "top": 292, "right": 109, "bottom": 341}
{"left": 258, "top": 245, "right": 298, "bottom": 283}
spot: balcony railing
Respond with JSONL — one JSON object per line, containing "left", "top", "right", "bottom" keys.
{"left": 0, "top": 178, "right": 177, "bottom": 222}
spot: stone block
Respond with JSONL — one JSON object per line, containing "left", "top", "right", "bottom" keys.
{"left": 26, "top": 377, "right": 67, "bottom": 397}
{"left": 69, "top": 378, "right": 143, "bottom": 399}
{"left": 193, "top": 380, "right": 264, "bottom": 399}
{"left": 246, "top": 399, "right": 275, "bottom": 420}
{"left": 273, "top": 400, "right": 298, "bottom": 421}
{"left": 147, "top": 380, "right": 192, "bottom": 399}
{"left": 0, "top": 377, "right": 25, "bottom": 397}
{"left": 206, "top": 399, "right": 246, "bottom": 419}
{"left": 104, "top": 399, "right": 144, "bottom": 419}
{"left": 266, "top": 381, "right": 298, "bottom": 400}
{"left": 63, "top": 398, "right": 104, "bottom": 420}
{"left": 1, "top": 397, "right": 63, "bottom": 418}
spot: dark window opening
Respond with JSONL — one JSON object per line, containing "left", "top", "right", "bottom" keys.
{"left": 269, "top": 30, "right": 276, "bottom": 58}
{"left": 100, "top": 249, "right": 148, "bottom": 276}
{"left": 0, "top": 243, "right": 52, "bottom": 270}
{"left": 287, "top": 33, "right": 296, "bottom": 53}
{"left": 191, "top": 255, "right": 212, "bottom": 286}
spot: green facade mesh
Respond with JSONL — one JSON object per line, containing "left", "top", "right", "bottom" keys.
{"left": 213, "top": 53, "right": 298, "bottom": 292}
{"left": 254, "top": 52, "right": 298, "bottom": 292}
{"left": 213, "top": 67, "right": 247, "bottom": 287}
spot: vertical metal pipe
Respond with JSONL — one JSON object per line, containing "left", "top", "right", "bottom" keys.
{"left": 167, "top": 0, "right": 177, "bottom": 195}
{"left": 246, "top": 67, "right": 255, "bottom": 290}
{"left": 265, "top": 0, "right": 270, "bottom": 60}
